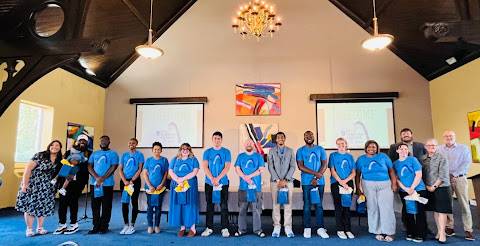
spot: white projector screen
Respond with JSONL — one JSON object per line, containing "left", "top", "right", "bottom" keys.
{"left": 135, "top": 104, "right": 204, "bottom": 148}
{"left": 316, "top": 100, "right": 395, "bottom": 149}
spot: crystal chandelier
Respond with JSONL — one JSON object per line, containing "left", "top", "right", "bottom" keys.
{"left": 231, "top": 0, "right": 282, "bottom": 40}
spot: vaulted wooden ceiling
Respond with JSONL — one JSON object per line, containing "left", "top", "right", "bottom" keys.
{"left": 330, "top": 0, "right": 480, "bottom": 80}
{"left": 1, "top": 0, "right": 480, "bottom": 116}
{"left": 0, "top": 0, "right": 196, "bottom": 116}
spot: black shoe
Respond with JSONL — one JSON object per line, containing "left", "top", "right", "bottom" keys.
{"left": 98, "top": 228, "right": 109, "bottom": 234}
{"left": 88, "top": 228, "right": 100, "bottom": 234}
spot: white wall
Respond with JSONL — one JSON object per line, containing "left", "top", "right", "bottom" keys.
{"left": 104, "top": 0, "right": 433, "bottom": 190}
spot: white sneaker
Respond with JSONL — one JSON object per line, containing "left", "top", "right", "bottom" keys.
{"left": 272, "top": 226, "right": 281, "bottom": 237}
{"left": 337, "top": 231, "right": 347, "bottom": 239}
{"left": 303, "top": 228, "right": 311, "bottom": 238}
{"left": 201, "top": 227, "right": 213, "bottom": 237}
{"left": 50, "top": 179, "right": 57, "bottom": 185}
{"left": 317, "top": 228, "right": 329, "bottom": 238}
{"left": 64, "top": 223, "right": 78, "bottom": 235}
{"left": 285, "top": 226, "right": 295, "bottom": 238}
{"left": 58, "top": 188, "right": 67, "bottom": 196}
{"left": 53, "top": 224, "right": 67, "bottom": 235}
{"left": 346, "top": 231, "right": 355, "bottom": 239}
{"left": 124, "top": 225, "right": 135, "bottom": 235}
{"left": 119, "top": 225, "right": 129, "bottom": 234}
{"left": 221, "top": 228, "right": 230, "bottom": 238}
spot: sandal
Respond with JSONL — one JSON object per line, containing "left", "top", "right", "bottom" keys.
{"left": 36, "top": 227, "right": 48, "bottom": 235}
{"left": 177, "top": 229, "right": 185, "bottom": 237}
{"left": 186, "top": 230, "right": 196, "bottom": 237}
{"left": 383, "top": 235, "right": 394, "bottom": 242}
{"left": 256, "top": 231, "right": 266, "bottom": 238}
{"left": 234, "top": 231, "right": 245, "bottom": 237}
{"left": 26, "top": 228, "right": 35, "bottom": 237}
{"left": 375, "top": 234, "right": 385, "bottom": 241}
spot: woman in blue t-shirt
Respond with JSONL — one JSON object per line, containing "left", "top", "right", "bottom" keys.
{"left": 329, "top": 137, "right": 356, "bottom": 240}
{"left": 355, "top": 140, "right": 397, "bottom": 242}
{"left": 393, "top": 143, "right": 427, "bottom": 242}
{"left": 142, "top": 142, "right": 169, "bottom": 234}
{"left": 168, "top": 143, "right": 200, "bottom": 237}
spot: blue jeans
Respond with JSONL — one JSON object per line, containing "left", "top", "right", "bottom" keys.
{"left": 302, "top": 185, "right": 324, "bottom": 228}
{"left": 147, "top": 193, "right": 164, "bottom": 227}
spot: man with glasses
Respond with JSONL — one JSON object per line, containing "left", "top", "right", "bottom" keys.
{"left": 438, "top": 130, "right": 475, "bottom": 241}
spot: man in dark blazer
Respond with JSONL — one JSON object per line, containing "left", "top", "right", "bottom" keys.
{"left": 388, "top": 128, "right": 426, "bottom": 162}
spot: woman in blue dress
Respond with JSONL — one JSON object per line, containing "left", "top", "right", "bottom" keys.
{"left": 168, "top": 143, "right": 200, "bottom": 237}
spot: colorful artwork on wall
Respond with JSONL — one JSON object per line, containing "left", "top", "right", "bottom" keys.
{"left": 467, "top": 110, "right": 480, "bottom": 163}
{"left": 66, "top": 122, "right": 94, "bottom": 152}
{"left": 239, "top": 123, "right": 278, "bottom": 155}
{"left": 235, "top": 83, "right": 281, "bottom": 116}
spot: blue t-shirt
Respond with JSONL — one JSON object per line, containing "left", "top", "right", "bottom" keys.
{"left": 202, "top": 147, "right": 231, "bottom": 186}
{"left": 296, "top": 145, "right": 327, "bottom": 185}
{"left": 235, "top": 152, "right": 265, "bottom": 192}
{"left": 394, "top": 156, "right": 426, "bottom": 192}
{"left": 169, "top": 157, "right": 200, "bottom": 178}
{"left": 88, "top": 149, "right": 119, "bottom": 186}
{"left": 120, "top": 150, "right": 145, "bottom": 179}
{"left": 328, "top": 152, "right": 356, "bottom": 184}
{"left": 356, "top": 153, "right": 393, "bottom": 181}
{"left": 143, "top": 156, "right": 169, "bottom": 188}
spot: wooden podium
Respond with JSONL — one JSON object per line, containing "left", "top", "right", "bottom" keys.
{"left": 468, "top": 173, "right": 480, "bottom": 224}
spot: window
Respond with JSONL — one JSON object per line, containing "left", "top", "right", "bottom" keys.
{"left": 14, "top": 101, "right": 53, "bottom": 162}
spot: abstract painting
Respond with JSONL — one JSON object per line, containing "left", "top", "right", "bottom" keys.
{"left": 239, "top": 123, "right": 278, "bottom": 155}
{"left": 235, "top": 83, "right": 281, "bottom": 116}
{"left": 467, "top": 110, "right": 480, "bottom": 163}
{"left": 66, "top": 122, "right": 94, "bottom": 152}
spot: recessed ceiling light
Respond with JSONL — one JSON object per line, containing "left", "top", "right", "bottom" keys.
{"left": 445, "top": 57, "right": 457, "bottom": 65}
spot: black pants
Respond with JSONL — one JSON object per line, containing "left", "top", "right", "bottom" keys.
{"left": 205, "top": 183, "right": 229, "bottom": 229}
{"left": 58, "top": 180, "right": 84, "bottom": 224}
{"left": 330, "top": 181, "right": 353, "bottom": 232}
{"left": 90, "top": 185, "right": 114, "bottom": 230}
{"left": 399, "top": 190, "right": 427, "bottom": 239}
{"left": 119, "top": 178, "right": 141, "bottom": 225}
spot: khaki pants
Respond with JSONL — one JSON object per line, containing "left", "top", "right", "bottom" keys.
{"left": 270, "top": 182, "right": 293, "bottom": 227}
{"left": 447, "top": 176, "right": 473, "bottom": 232}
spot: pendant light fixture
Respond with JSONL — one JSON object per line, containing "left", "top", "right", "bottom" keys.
{"left": 135, "top": 0, "right": 164, "bottom": 59}
{"left": 361, "top": 0, "right": 394, "bottom": 51}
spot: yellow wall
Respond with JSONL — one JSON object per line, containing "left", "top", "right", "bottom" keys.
{"left": 430, "top": 58, "right": 480, "bottom": 198}
{"left": 0, "top": 68, "right": 105, "bottom": 208}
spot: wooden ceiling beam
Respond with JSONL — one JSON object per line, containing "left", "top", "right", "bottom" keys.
{"left": 122, "top": 0, "right": 149, "bottom": 28}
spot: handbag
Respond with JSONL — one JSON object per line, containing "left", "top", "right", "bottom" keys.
{"left": 93, "top": 185, "right": 103, "bottom": 198}
{"left": 310, "top": 187, "right": 321, "bottom": 204}
{"left": 247, "top": 184, "right": 257, "bottom": 202}
{"left": 277, "top": 188, "right": 289, "bottom": 205}
{"left": 121, "top": 190, "right": 130, "bottom": 203}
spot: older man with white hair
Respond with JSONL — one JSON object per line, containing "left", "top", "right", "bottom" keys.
{"left": 437, "top": 130, "right": 475, "bottom": 241}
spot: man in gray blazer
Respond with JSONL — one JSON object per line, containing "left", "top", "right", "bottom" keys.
{"left": 267, "top": 132, "right": 296, "bottom": 238}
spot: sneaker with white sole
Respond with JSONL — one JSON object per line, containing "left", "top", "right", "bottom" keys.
{"left": 285, "top": 226, "right": 295, "bottom": 238}
{"left": 26, "top": 228, "right": 35, "bottom": 237}
{"left": 64, "top": 223, "right": 78, "bottom": 235}
{"left": 337, "top": 231, "right": 347, "bottom": 239}
{"left": 124, "top": 225, "right": 135, "bottom": 235}
{"left": 119, "top": 225, "right": 129, "bottom": 235}
{"left": 304, "top": 228, "right": 311, "bottom": 238}
{"left": 221, "top": 228, "right": 230, "bottom": 238}
{"left": 272, "top": 226, "right": 281, "bottom": 237}
{"left": 201, "top": 227, "right": 213, "bottom": 237}
{"left": 317, "top": 228, "right": 329, "bottom": 238}
{"left": 50, "top": 179, "right": 57, "bottom": 185}
{"left": 346, "top": 231, "right": 355, "bottom": 239}
{"left": 53, "top": 224, "right": 67, "bottom": 235}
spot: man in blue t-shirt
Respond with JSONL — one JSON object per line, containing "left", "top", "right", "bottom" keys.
{"left": 234, "top": 139, "right": 266, "bottom": 237}
{"left": 201, "top": 131, "right": 232, "bottom": 237}
{"left": 296, "top": 131, "right": 329, "bottom": 239}
{"left": 87, "top": 135, "right": 119, "bottom": 234}
{"left": 118, "top": 138, "right": 145, "bottom": 235}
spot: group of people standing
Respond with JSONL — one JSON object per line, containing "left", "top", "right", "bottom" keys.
{"left": 15, "top": 128, "right": 476, "bottom": 243}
